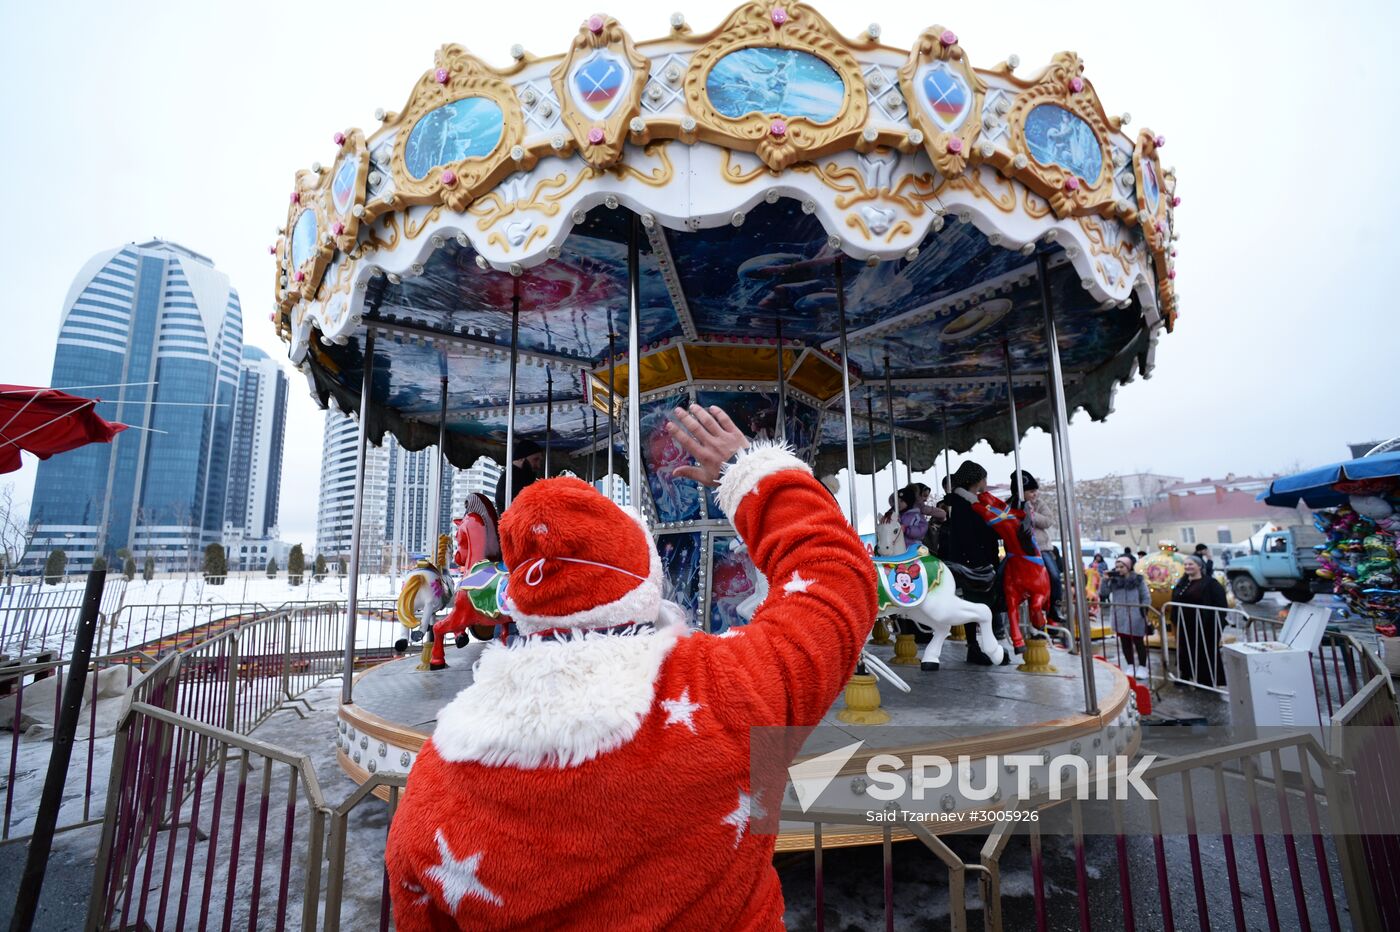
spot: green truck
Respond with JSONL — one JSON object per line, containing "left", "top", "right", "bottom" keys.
{"left": 1224, "top": 524, "right": 1328, "bottom": 604}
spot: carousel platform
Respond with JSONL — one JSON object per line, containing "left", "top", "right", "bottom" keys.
{"left": 336, "top": 637, "right": 1136, "bottom": 850}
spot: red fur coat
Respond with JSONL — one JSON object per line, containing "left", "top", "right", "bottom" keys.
{"left": 385, "top": 444, "right": 876, "bottom": 930}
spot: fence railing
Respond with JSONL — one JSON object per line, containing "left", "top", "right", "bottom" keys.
{"left": 0, "top": 579, "right": 128, "bottom": 661}
{"left": 89, "top": 695, "right": 405, "bottom": 932}
{"left": 52, "top": 591, "right": 1400, "bottom": 930}
{"left": 0, "top": 599, "right": 402, "bottom": 850}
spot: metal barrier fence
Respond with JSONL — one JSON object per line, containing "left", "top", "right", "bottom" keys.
{"left": 0, "top": 579, "right": 129, "bottom": 661}
{"left": 0, "top": 599, "right": 400, "bottom": 849}
{"left": 1160, "top": 601, "right": 1381, "bottom": 718}
{"left": 89, "top": 692, "right": 405, "bottom": 932}
{"left": 972, "top": 729, "right": 1359, "bottom": 932}
{"left": 57, "top": 595, "right": 1400, "bottom": 929}
{"left": 1330, "top": 674, "right": 1400, "bottom": 930}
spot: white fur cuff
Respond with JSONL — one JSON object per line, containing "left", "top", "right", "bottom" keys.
{"left": 715, "top": 440, "right": 812, "bottom": 518}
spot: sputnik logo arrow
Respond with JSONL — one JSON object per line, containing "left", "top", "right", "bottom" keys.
{"left": 788, "top": 740, "right": 865, "bottom": 813}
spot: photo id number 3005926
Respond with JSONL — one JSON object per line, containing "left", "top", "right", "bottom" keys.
{"left": 970, "top": 810, "right": 1039, "bottom": 822}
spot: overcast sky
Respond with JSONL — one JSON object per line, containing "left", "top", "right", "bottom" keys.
{"left": 2, "top": 1, "right": 1396, "bottom": 546}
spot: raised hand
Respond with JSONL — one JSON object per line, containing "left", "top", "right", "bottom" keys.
{"left": 666, "top": 404, "right": 749, "bottom": 487}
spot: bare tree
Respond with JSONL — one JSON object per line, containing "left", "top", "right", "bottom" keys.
{"left": 1042, "top": 475, "right": 1125, "bottom": 542}
{"left": 0, "top": 483, "right": 37, "bottom": 582}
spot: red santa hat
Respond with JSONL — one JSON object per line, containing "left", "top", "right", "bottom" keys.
{"left": 497, "top": 477, "right": 663, "bottom": 635}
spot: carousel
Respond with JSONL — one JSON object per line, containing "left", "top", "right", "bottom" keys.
{"left": 271, "top": 3, "right": 1176, "bottom": 845}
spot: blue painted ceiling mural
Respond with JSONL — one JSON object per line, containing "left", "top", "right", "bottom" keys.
{"left": 324, "top": 198, "right": 1148, "bottom": 468}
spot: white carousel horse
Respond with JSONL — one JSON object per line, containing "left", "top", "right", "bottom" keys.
{"left": 736, "top": 525, "right": 1006, "bottom": 671}
{"left": 396, "top": 535, "right": 455, "bottom": 669}
{"left": 731, "top": 540, "right": 910, "bottom": 693}
{"left": 870, "top": 518, "right": 1005, "bottom": 670}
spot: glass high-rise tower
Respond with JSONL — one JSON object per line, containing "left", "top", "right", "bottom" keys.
{"left": 223, "top": 346, "right": 289, "bottom": 571}
{"left": 27, "top": 240, "right": 242, "bottom": 572}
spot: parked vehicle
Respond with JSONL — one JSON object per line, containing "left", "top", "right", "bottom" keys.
{"left": 1053, "top": 539, "right": 1121, "bottom": 565}
{"left": 1224, "top": 524, "right": 1327, "bottom": 603}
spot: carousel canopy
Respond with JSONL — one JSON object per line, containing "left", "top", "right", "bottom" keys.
{"left": 272, "top": 2, "right": 1178, "bottom": 479}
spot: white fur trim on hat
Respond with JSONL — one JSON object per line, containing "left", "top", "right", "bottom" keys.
{"left": 431, "top": 623, "right": 685, "bottom": 769}
{"left": 506, "top": 506, "right": 665, "bottom": 635}
{"left": 715, "top": 440, "right": 812, "bottom": 519}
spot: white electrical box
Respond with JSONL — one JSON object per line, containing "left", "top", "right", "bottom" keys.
{"left": 1223, "top": 640, "right": 1323, "bottom": 784}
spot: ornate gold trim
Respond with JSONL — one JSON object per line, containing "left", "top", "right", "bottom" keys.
{"left": 388, "top": 45, "right": 526, "bottom": 212}
{"left": 899, "top": 26, "right": 987, "bottom": 178}
{"left": 720, "top": 149, "right": 772, "bottom": 185}
{"left": 1002, "top": 52, "right": 1117, "bottom": 219}
{"left": 608, "top": 140, "right": 675, "bottom": 187}
{"left": 682, "top": 2, "right": 868, "bottom": 171}
{"left": 1133, "top": 129, "right": 1169, "bottom": 250}
{"left": 1134, "top": 129, "right": 1177, "bottom": 328}
{"left": 328, "top": 129, "right": 370, "bottom": 253}
{"left": 281, "top": 163, "right": 335, "bottom": 306}
{"left": 1077, "top": 215, "right": 1136, "bottom": 284}
{"left": 549, "top": 15, "right": 651, "bottom": 169}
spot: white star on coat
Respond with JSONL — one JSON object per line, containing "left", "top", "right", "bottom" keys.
{"left": 783, "top": 572, "right": 812, "bottom": 594}
{"left": 661, "top": 689, "right": 702, "bottom": 733}
{"left": 424, "top": 829, "right": 502, "bottom": 912}
{"left": 722, "top": 789, "right": 767, "bottom": 847}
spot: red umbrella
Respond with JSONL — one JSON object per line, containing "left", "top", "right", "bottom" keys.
{"left": 0, "top": 385, "right": 128, "bottom": 474}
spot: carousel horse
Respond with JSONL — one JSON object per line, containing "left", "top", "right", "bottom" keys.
{"left": 733, "top": 522, "right": 1003, "bottom": 672}
{"left": 426, "top": 493, "right": 511, "bottom": 670}
{"left": 731, "top": 539, "right": 911, "bottom": 693}
{"left": 969, "top": 491, "right": 1050, "bottom": 649}
{"left": 396, "top": 534, "right": 455, "bottom": 670}
{"left": 870, "top": 518, "right": 1005, "bottom": 670}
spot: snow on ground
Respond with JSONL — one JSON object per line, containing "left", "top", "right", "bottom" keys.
{"left": 2, "top": 574, "right": 408, "bottom": 663}
{"left": 10, "top": 572, "right": 404, "bottom": 611}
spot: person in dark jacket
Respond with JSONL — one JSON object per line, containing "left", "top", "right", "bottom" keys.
{"left": 1193, "top": 543, "right": 1215, "bottom": 578}
{"left": 937, "top": 461, "right": 1007, "bottom": 664}
{"left": 1172, "top": 554, "right": 1230, "bottom": 687}
{"left": 494, "top": 439, "right": 545, "bottom": 513}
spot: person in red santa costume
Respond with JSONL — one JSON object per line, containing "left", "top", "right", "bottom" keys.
{"left": 385, "top": 403, "right": 876, "bottom": 930}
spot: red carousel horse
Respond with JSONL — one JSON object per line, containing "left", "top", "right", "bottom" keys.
{"left": 971, "top": 491, "right": 1051, "bottom": 649}
{"left": 400, "top": 493, "right": 511, "bottom": 670}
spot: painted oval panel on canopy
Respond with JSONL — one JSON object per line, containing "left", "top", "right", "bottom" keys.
{"left": 290, "top": 209, "right": 318, "bottom": 269}
{"left": 917, "top": 61, "right": 972, "bottom": 132}
{"left": 705, "top": 47, "right": 845, "bottom": 122}
{"left": 331, "top": 157, "right": 359, "bottom": 216}
{"left": 1023, "top": 104, "right": 1103, "bottom": 184}
{"left": 403, "top": 97, "right": 505, "bottom": 180}
{"left": 1140, "top": 157, "right": 1162, "bottom": 214}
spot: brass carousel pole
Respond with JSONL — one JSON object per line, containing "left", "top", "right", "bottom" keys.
{"left": 883, "top": 353, "right": 901, "bottom": 501}
{"left": 627, "top": 214, "right": 642, "bottom": 512}
{"left": 504, "top": 280, "right": 521, "bottom": 508}
{"left": 433, "top": 374, "right": 448, "bottom": 543}
{"left": 607, "top": 324, "right": 617, "bottom": 501}
{"left": 941, "top": 406, "right": 952, "bottom": 492}
{"left": 775, "top": 313, "right": 787, "bottom": 444}
{"left": 836, "top": 257, "right": 892, "bottom": 724}
{"left": 834, "top": 258, "right": 859, "bottom": 525}
{"left": 866, "top": 389, "right": 879, "bottom": 520}
{"left": 867, "top": 387, "right": 892, "bottom": 646}
{"left": 544, "top": 369, "right": 553, "bottom": 479}
{"left": 341, "top": 330, "right": 375, "bottom": 705}
{"left": 590, "top": 409, "right": 598, "bottom": 484}
{"left": 1037, "top": 253, "right": 1098, "bottom": 714}
{"left": 1003, "top": 341, "right": 1024, "bottom": 503}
